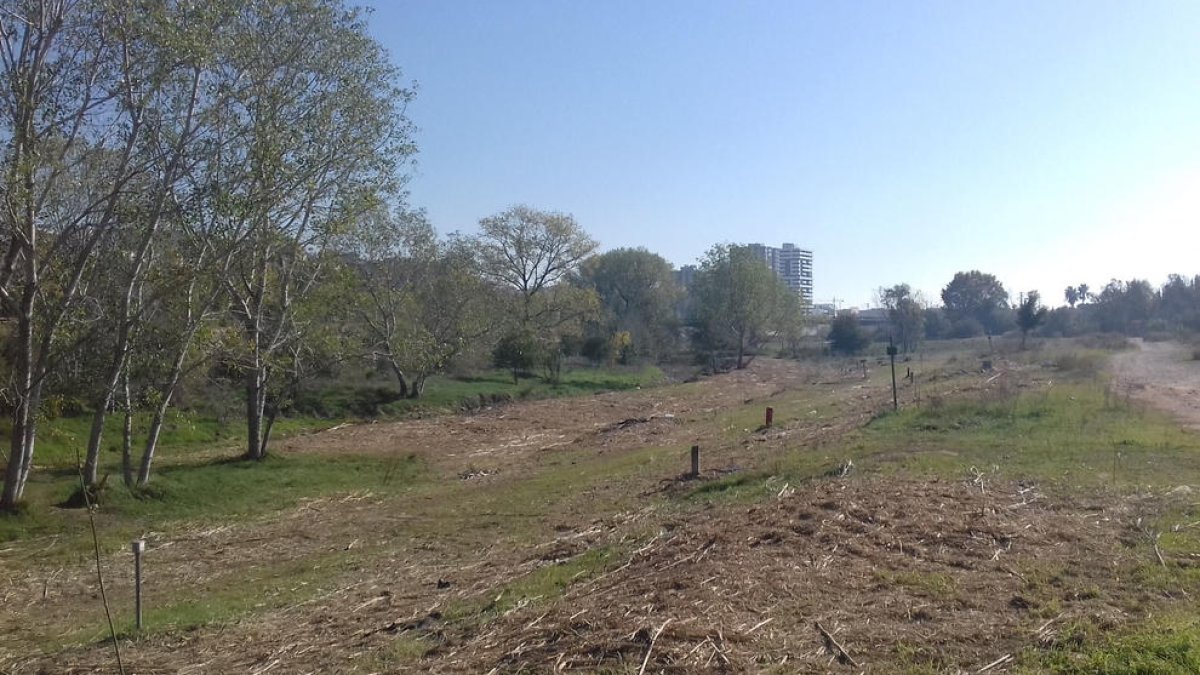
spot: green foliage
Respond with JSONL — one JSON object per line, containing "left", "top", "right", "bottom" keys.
{"left": 1016, "top": 290, "right": 1049, "bottom": 346}
{"left": 1092, "top": 278, "right": 1156, "bottom": 335}
{"left": 828, "top": 312, "right": 869, "bottom": 355}
{"left": 880, "top": 284, "right": 925, "bottom": 352}
{"left": 493, "top": 330, "right": 544, "bottom": 383}
{"left": 0, "top": 365, "right": 662, "bottom": 542}
{"left": 0, "top": 448, "right": 423, "bottom": 543}
{"left": 923, "top": 307, "right": 951, "bottom": 340}
{"left": 689, "top": 244, "right": 798, "bottom": 368}
{"left": 581, "top": 334, "right": 614, "bottom": 364}
{"left": 574, "top": 248, "right": 682, "bottom": 360}
{"left": 1064, "top": 285, "right": 1080, "bottom": 308}
{"left": 475, "top": 205, "right": 599, "bottom": 331}
{"left": 351, "top": 210, "right": 500, "bottom": 398}
{"left": 941, "top": 270, "right": 1012, "bottom": 334}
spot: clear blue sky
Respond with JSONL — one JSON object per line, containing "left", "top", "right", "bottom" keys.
{"left": 368, "top": 1, "right": 1200, "bottom": 308}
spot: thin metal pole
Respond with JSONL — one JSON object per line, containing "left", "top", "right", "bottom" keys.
{"left": 132, "top": 540, "right": 145, "bottom": 631}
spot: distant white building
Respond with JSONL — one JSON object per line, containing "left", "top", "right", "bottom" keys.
{"left": 745, "top": 242, "right": 814, "bottom": 306}
{"left": 812, "top": 302, "right": 837, "bottom": 317}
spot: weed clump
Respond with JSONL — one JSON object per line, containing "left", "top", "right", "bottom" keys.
{"left": 1053, "top": 351, "right": 1105, "bottom": 377}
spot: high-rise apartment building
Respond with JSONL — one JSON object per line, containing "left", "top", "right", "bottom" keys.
{"left": 745, "top": 242, "right": 813, "bottom": 306}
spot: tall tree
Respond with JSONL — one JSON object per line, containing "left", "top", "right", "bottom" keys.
{"left": 878, "top": 284, "right": 924, "bottom": 353}
{"left": 941, "top": 270, "right": 1011, "bottom": 335}
{"left": 1016, "top": 291, "right": 1048, "bottom": 349}
{"left": 354, "top": 210, "right": 498, "bottom": 398}
{"left": 212, "top": 0, "right": 414, "bottom": 460}
{"left": 476, "top": 205, "right": 598, "bottom": 327}
{"left": 476, "top": 205, "right": 599, "bottom": 380}
{"left": 1093, "top": 279, "right": 1155, "bottom": 335}
{"left": 1157, "top": 274, "right": 1200, "bottom": 330}
{"left": 574, "top": 247, "right": 681, "bottom": 361}
{"left": 80, "top": 1, "right": 228, "bottom": 488}
{"left": 1064, "top": 286, "right": 1079, "bottom": 308}
{"left": 0, "top": 0, "right": 142, "bottom": 509}
{"left": 690, "top": 244, "right": 796, "bottom": 369}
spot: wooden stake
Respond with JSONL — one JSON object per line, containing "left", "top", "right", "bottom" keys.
{"left": 690, "top": 445, "right": 700, "bottom": 478}
{"left": 815, "top": 621, "right": 859, "bottom": 667}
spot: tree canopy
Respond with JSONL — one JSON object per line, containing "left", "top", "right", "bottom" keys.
{"left": 574, "top": 248, "right": 682, "bottom": 361}
{"left": 941, "top": 270, "right": 1011, "bottom": 335}
{"left": 879, "top": 284, "right": 924, "bottom": 353}
{"left": 689, "top": 244, "right": 798, "bottom": 369}
{"left": 1016, "top": 291, "right": 1048, "bottom": 348}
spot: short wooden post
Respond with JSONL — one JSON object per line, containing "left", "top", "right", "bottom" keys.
{"left": 690, "top": 445, "right": 700, "bottom": 477}
{"left": 132, "top": 539, "right": 145, "bottom": 631}
{"left": 765, "top": 407, "right": 774, "bottom": 427}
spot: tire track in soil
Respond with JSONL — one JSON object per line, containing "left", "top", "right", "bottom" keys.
{"left": 1112, "top": 339, "right": 1200, "bottom": 431}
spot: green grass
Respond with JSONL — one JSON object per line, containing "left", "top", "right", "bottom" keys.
{"left": 856, "top": 381, "right": 1200, "bottom": 489}
{"left": 443, "top": 546, "right": 618, "bottom": 622}
{"left": 13, "top": 409, "right": 332, "bottom": 471}
{"left": 50, "top": 549, "right": 367, "bottom": 651}
{"left": 875, "top": 569, "right": 959, "bottom": 601}
{"left": 684, "top": 377, "right": 1200, "bottom": 505}
{"left": 2, "top": 364, "right": 663, "bottom": 545}
{"left": 0, "top": 452, "right": 425, "bottom": 548}
{"left": 1022, "top": 615, "right": 1200, "bottom": 674}
{"left": 296, "top": 365, "right": 666, "bottom": 418}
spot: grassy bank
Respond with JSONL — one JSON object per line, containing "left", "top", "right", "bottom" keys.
{"left": 0, "top": 365, "right": 663, "bottom": 546}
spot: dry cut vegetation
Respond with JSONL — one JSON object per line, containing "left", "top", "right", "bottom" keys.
{"left": 3, "top": 339, "right": 1200, "bottom": 674}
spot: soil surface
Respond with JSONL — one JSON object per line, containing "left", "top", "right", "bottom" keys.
{"left": 445, "top": 478, "right": 1160, "bottom": 674}
{"left": 1113, "top": 339, "right": 1200, "bottom": 430}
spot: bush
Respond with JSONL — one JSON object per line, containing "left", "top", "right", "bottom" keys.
{"left": 828, "top": 312, "right": 869, "bottom": 355}
{"left": 1075, "top": 333, "right": 1131, "bottom": 351}
{"left": 291, "top": 385, "right": 403, "bottom": 418}
{"left": 581, "top": 335, "right": 612, "bottom": 365}
{"left": 1054, "top": 351, "right": 1105, "bottom": 377}
{"left": 493, "top": 331, "right": 544, "bottom": 383}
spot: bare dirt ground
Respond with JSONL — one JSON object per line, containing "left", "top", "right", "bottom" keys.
{"left": 3, "top": 347, "right": 1195, "bottom": 674}
{"left": 1113, "top": 339, "right": 1200, "bottom": 431}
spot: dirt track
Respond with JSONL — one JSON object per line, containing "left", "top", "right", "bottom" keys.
{"left": 1113, "top": 339, "right": 1200, "bottom": 430}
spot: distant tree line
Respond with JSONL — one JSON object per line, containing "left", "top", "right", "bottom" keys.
{"left": 831, "top": 271, "right": 1200, "bottom": 357}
